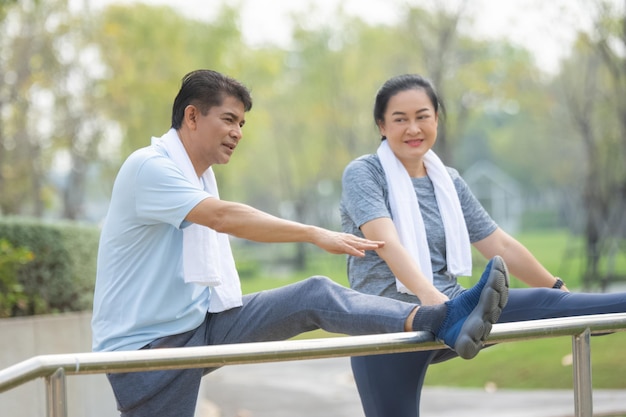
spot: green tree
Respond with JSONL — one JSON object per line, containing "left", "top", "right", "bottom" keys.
{"left": 0, "top": 0, "right": 78, "bottom": 217}
{"left": 83, "top": 3, "right": 264, "bottom": 215}
{"left": 554, "top": 0, "right": 626, "bottom": 290}
{"left": 93, "top": 4, "right": 246, "bottom": 166}
{"left": 225, "top": 4, "right": 562, "bottom": 269}
{"left": 49, "top": 2, "right": 111, "bottom": 220}
{"left": 226, "top": 10, "right": 410, "bottom": 269}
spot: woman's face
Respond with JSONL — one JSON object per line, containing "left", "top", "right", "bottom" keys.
{"left": 378, "top": 88, "right": 438, "bottom": 177}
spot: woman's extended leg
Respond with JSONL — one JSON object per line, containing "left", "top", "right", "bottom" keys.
{"left": 349, "top": 288, "right": 626, "bottom": 417}
{"left": 499, "top": 288, "right": 626, "bottom": 323}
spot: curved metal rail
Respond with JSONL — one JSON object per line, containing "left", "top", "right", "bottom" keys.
{"left": 1, "top": 313, "right": 626, "bottom": 417}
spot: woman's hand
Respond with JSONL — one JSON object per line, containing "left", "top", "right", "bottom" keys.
{"left": 417, "top": 288, "right": 450, "bottom": 306}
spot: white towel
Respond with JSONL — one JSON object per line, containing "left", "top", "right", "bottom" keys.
{"left": 152, "top": 129, "right": 242, "bottom": 312}
{"left": 376, "top": 140, "right": 472, "bottom": 294}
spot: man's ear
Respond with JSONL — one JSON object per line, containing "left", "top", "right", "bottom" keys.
{"left": 184, "top": 105, "right": 198, "bottom": 129}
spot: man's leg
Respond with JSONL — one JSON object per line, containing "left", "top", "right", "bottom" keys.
{"left": 104, "top": 277, "right": 415, "bottom": 417}
{"left": 105, "top": 258, "right": 509, "bottom": 417}
{"left": 106, "top": 327, "right": 207, "bottom": 417}
{"left": 206, "top": 275, "right": 414, "bottom": 345}
{"left": 206, "top": 256, "right": 509, "bottom": 358}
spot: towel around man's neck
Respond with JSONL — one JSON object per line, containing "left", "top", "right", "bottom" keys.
{"left": 152, "top": 128, "right": 242, "bottom": 312}
{"left": 376, "top": 140, "right": 472, "bottom": 294}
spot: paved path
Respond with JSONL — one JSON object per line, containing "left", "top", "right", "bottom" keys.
{"left": 197, "top": 357, "right": 626, "bottom": 417}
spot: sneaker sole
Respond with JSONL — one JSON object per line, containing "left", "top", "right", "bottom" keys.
{"left": 453, "top": 256, "right": 509, "bottom": 359}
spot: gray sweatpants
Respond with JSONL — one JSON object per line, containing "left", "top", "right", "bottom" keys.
{"left": 107, "top": 276, "right": 417, "bottom": 417}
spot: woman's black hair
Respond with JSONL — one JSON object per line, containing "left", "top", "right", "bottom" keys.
{"left": 373, "top": 74, "right": 442, "bottom": 128}
{"left": 171, "top": 70, "right": 253, "bottom": 129}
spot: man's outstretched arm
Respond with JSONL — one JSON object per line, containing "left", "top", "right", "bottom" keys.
{"left": 186, "top": 197, "right": 384, "bottom": 257}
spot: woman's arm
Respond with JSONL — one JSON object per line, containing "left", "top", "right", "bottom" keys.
{"left": 473, "top": 227, "right": 569, "bottom": 291}
{"left": 360, "top": 217, "right": 449, "bottom": 305}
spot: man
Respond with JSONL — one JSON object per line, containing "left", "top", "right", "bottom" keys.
{"left": 92, "top": 69, "right": 509, "bottom": 417}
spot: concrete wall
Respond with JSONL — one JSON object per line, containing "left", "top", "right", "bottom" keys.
{"left": 0, "top": 312, "right": 117, "bottom": 417}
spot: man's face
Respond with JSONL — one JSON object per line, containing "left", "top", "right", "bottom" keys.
{"left": 190, "top": 95, "right": 246, "bottom": 167}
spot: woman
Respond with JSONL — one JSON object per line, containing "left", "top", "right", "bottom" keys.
{"left": 340, "top": 73, "right": 626, "bottom": 417}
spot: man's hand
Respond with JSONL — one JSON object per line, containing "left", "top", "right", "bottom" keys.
{"left": 313, "top": 228, "right": 384, "bottom": 257}
{"left": 188, "top": 198, "right": 384, "bottom": 253}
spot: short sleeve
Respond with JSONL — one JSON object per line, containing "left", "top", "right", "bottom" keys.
{"left": 135, "top": 154, "right": 210, "bottom": 228}
{"left": 341, "top": 156, "right": 391, "bottom": 229}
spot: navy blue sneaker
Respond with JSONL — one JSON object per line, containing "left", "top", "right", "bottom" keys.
{"left": 436, "top": 256, "right": 509, "bottom": 359}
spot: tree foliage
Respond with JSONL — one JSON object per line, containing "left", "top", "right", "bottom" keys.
{"left": 0, "top": 1, "right": 624, "bottom": 278}
{"left": 0, "top": 0, "right": 72, "bottom": 216}
{"left": 553, "top": 0, "right": 626, "bottom": 290}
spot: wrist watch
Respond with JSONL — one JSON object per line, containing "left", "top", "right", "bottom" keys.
{"left": 552, "top": 277, "right": 565, "bottom": 289}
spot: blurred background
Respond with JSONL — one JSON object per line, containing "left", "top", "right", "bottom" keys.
{"left": 1, "top": 0, "right": 626, "bottom": 292}
{"left": 2, "top": 3, "right": 626, "bottom": 411}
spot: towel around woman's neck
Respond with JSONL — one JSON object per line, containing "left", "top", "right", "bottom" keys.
{"left": 376, "top": 140, "right": 472, "bottom": 294}
{"left": 152, "top": 128, "right": 242, "bottom": 312}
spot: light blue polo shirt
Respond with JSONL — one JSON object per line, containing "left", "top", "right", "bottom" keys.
{"left": 92, "top": 145, "right": 212, "bottom": 352}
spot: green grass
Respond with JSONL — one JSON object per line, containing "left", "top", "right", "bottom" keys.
{"left": 424, "top": 332, "right": 626, "bottom": 389}
{"left": 514, "top": 230, "right": 586, "bottom": 287}
{"left": 234, "top": 230, "right": 626, "bottom": 389}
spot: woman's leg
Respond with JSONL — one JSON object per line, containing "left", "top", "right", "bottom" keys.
{"left": 348, "top": 288, "right": 626, "bottom": 417}
{"left": 351, "top": 351, "right": 437, "bottom": 417}
{"left": 499, "top": 288, "right": 626, "bottom": 323}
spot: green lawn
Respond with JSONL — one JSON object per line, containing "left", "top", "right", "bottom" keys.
{"left": 424, "top": 332, "right": 626, "bottom": 389}
{"left": 235, "top": 230, "right": 626, "bottom": 389}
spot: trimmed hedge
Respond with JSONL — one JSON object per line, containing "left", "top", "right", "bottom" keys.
{"left": 0, "top": 217, "right": 100, "bottom": 317}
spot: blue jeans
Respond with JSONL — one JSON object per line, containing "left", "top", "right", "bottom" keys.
{"left": 106, "top": 276, "right": 417, "bottom": 417}
{"left": 351, "top": 288, "right": 626, "bottom": 417}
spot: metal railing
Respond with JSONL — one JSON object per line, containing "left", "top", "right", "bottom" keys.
{"left": 1, "top": 313, "right": 626, "bottom": 417}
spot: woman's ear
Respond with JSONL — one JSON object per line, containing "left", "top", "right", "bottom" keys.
{"left": 377, "top": 121, "right": 386, "bottom": 137}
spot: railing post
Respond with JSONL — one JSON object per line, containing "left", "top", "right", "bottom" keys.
{"left": 572, "top": 328, "right": 592, "bottom": 417}
{"left": 45, "top": 367, "right": 68, "bottom": 417}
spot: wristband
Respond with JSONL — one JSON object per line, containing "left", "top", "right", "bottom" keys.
{"left": 552, "top": 277, "right": 565, "bottom": 289}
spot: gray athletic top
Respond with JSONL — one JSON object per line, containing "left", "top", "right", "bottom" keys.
{"left": 340, "top": 153, "right": 498, "bottom": 304}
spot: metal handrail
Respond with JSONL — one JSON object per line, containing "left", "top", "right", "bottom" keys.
{"left": 2, "top": 313, "right": 626, "bottom": 417}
